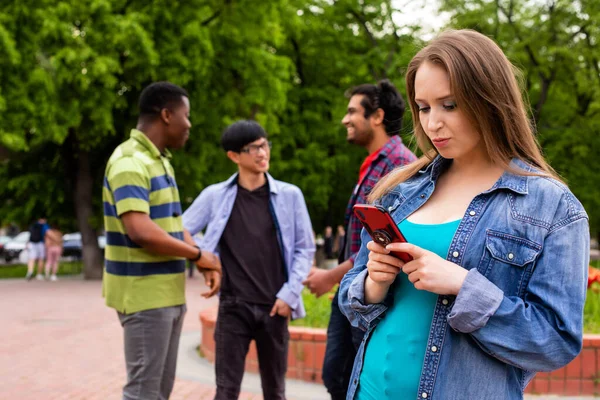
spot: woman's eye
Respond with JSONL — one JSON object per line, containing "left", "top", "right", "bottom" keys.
{"left": 418, "top": 106, "right": 430, "bottom": 113}
{"left": 443, "top": 102, "right": 457, "bottom": 111}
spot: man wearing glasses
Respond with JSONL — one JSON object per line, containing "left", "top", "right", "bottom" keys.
{"left": 182, "top": 120, "right": 315, "bottom": 400}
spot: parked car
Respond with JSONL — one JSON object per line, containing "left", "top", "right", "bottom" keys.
{"left": 0, "top": 235, "right": 13, "bottom": 257}
{"left": 62, "top": 232, "right": 106, "bottom": 259}
{"left": 4, "top": 232, "right": 30, "bottom": 262}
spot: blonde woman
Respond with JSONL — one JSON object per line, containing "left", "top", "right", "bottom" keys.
{"left": 339, "top": 30, "right": 589, "bottom": 400}
{"left": 44, "top": 225, "right": 63, "bottom": 281}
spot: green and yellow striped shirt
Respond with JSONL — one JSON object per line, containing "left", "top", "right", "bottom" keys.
{"left": 102, "top": 129, "right": 185, "bottom": 314}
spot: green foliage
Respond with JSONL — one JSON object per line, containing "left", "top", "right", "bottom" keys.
{"left": 290, "top": 287, "right": 335, "bottom": 328}
{"left": 0, "top": 0, "right": 421, "bottom": 245}
{"left": 2, "top": 0, "right": 597, "bottom": 277}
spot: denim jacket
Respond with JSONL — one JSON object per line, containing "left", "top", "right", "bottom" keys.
{"left": 339, "top": 157, "right": 590, "bottom": 400}
{"left": 182, "top": 173, "right": 315, "bottom": 320}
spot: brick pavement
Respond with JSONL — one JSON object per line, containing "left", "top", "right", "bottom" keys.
{"left": 0, "top": 275, "right": 264, "bottom": 400}
{"left": 1, "top": 275, "right": 595, "bottom": 400}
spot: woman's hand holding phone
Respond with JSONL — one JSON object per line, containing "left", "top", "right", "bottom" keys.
{"left": 364, "top": 240, "right": 406, "bottom": 304}
{"left": 354, "top": 204, "right": 468, "bottom": 300}
{"left": 383, "top": 242, "right": 468, "bottom": 296}
{"left": 366, "top": 240, "right": 405, "bottom": 285}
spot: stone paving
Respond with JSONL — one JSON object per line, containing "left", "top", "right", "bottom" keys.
{"left": 0, "top": 275, "right": 250, "bottom": 400}
{"left": 0, "top": 274, "right": 597, "bottom": 400}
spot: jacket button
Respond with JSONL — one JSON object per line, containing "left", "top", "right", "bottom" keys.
{"left": 388, "top": 206, "right": 393, "bottom": 212}
{"left": 431, "top": 345, "right": 438, "bottom": 352}
{"left": 452, "top": 251, "right": 459, "bottom": 258}
{"left": 508, "top": 253, "right": 514, "bottom": 260}
{"left": 420, "top": 194, "right": 426, "bottom": 198}
{"left": 469, "top": 210, "right": 476, "bottom": 216}
{"left": 442, "top": 299, "right": 449, "bottom": 305}
{"left": 422, "top": 392, "right": 428, "bottom": 398}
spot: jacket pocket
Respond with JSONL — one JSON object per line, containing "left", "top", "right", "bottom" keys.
{"left": 479, "top": 230, "right": 542, "bottom": 297}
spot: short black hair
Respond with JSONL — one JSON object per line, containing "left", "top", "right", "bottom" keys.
{"left": 346, "top": 79, "right": 406, "bottom": 136}
{"left": 138, "top": 81, "right": 189, "bottom": 118}
{"left": 221, "top": 120, "right": 267, "bottom": 152}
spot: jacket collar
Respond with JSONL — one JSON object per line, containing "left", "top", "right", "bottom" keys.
{"left": 224, "top": 172, "right": 279, "bottom": 195}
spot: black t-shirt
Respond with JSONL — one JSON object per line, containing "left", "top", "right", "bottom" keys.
{"left": 218, "top": 183, "right": 286, "bottom": 305}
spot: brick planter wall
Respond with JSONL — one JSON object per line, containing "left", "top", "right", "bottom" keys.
{"left": 200, "top": 306, "right": 600, "bottom": 393}
{"left": 199, "top": 306, "right": 327, "bottom": 384}
{"left": 524, "top": 334, "right": 600, "bottom": 396}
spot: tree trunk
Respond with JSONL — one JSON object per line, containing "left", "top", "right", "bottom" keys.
{"left": 74, "top": 149, "right": 103, "bottom": 279}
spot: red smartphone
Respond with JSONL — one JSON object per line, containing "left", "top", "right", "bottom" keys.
{"left": 353, "top": 204, "right": 413, "bottom": 263}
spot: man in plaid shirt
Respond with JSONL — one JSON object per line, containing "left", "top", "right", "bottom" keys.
{"left": 304, "top": 79, "right": 416, "bottom": 400}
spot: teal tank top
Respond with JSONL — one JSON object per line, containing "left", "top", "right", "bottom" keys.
{"left": 356, "top": 218, "right": 461, "bottom": 400}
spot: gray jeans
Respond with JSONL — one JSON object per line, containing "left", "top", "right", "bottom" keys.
{"left": 117, "top": 304, "right": 187, "bottom": 400}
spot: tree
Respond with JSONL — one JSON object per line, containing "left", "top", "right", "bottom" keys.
{"left": 0, "top": 0, "right": 422, "bottom": 278}
{"left": 270, "top": 0, "right": 420, "bottom": 229}
{"left": 440, "top": 0, "right": 600, "bottom": 239}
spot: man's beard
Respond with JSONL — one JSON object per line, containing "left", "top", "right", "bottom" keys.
{"left": 347, "top": 128, "right": 373, "bottom": 147}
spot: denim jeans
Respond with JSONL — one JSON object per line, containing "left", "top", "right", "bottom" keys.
{"left": 322, "top": 288, "right": 364, "bottom": 400}
{"left": 117, "top": 304, "right": 186, "bottom": 400}
{"left": 214, "top": 297, "right": 289, "bottom": 400}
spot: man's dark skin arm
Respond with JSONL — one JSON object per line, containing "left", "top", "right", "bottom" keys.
{"left": 182, "top": 230, "right": 221, "bottom": 298}
{"left": 120, "top": 211, "right": 221, "bottom": 274}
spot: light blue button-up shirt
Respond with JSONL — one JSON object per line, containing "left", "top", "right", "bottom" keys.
{"left": 339, "top": 156, "right": 590, "bottom": 400}
{"left": 182, "top": 173, "right": 315, "bottom": 320}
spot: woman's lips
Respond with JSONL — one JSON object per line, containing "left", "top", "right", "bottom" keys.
{"left": 432, "top": 138, "right": 450, "bottom": 148}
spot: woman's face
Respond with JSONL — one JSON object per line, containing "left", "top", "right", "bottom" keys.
{"left": 414, "top": 61, "right": 485, "bottom": 162}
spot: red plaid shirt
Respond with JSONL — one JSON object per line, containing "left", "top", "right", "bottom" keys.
{"left": 340, "top": 135, "right": 417, "bottom": 263}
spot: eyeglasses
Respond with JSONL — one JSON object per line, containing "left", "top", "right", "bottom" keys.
{"left": 240, "top": 141, "right": 272, "bottom": 155}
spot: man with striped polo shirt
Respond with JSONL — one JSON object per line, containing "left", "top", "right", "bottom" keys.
{"left": 103, "top": 82, "right": 221, "bottom": 400}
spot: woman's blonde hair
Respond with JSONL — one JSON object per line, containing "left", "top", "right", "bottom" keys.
{"left": 369, "top": 29, "right": 559, "bottom": 202}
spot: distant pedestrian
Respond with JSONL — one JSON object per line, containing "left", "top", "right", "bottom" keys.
{"left": 44, "top": 225, "right": 63, "bottom": 281}
{"left": 26, "top": 217, "right": 49, "bottom": 281}
{"left": 332, "top": 225, "right": 345, "bottom": 259}
{"left": 324, "top": 226, "right": 335, "bottom": 259}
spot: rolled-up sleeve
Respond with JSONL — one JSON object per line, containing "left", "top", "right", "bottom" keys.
{"left": 448, "top": 216, "right": 589, "bottom": 372}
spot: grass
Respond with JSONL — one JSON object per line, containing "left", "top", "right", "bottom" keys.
{"left": 0, "top": 261, "right": 83, "bottom": 279}
{"left": 586, "top": 259, "right": 600, "bottom": 333}
{"left": 585, "top": 284, "right": 600, "bottom": 334}
{"left": 290, "top": 287, "right": 335, "bottom": 329}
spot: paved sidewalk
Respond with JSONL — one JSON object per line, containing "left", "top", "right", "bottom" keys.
{"left": 0, "top": 275, "right": 597, "bottom": 400}
{"left": 0, "top": 275, "right": 230, "bottom": 400}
